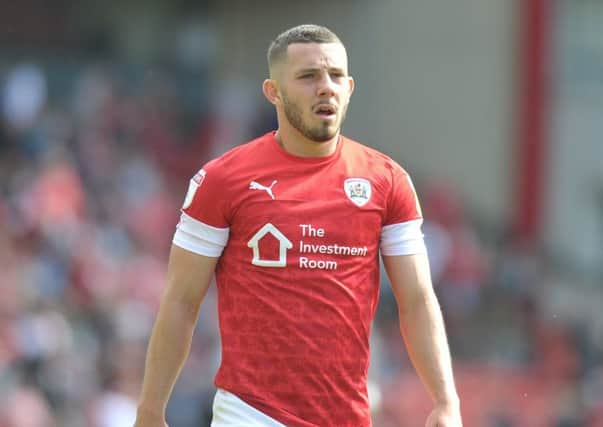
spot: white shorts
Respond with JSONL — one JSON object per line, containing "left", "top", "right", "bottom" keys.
{"left": 211, "top": 388, "right": 286, "bottom": 427}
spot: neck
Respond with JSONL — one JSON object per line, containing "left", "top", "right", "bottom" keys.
{"left": 275, "top": 126, "right": 339, "bottom": 158}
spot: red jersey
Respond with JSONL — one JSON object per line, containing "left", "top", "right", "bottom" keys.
{"left": 173, "top": 132, "right": 425, "bottom": 426}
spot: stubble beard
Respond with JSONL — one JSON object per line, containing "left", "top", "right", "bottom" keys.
{"left": 282, "top": 93, "right": 348, "bottom": 143}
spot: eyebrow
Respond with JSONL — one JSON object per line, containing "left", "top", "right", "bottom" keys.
{"left": 294, "top": 66, "right": 347, "bottom": 76}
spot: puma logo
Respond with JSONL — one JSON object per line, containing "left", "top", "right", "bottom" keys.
{"left": 249, "top": 180, "right": 277, "bottom": 200}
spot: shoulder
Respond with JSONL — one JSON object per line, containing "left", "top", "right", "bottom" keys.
{"left": 181, "top": 134, "right": 272, "bottom": 222}
{"left": 341, "top": 136, "right": 409, "bottom": 177}
{"left": 209, "top": 134, "right": 268, "bottom": 167}
{"left": 201, "top": 133, "right": 271, "bottom": 179}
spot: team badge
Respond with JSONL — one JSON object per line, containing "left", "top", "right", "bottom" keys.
{"left": 344, "top": 178, "right": 371, "bottom": 207}
{"left": 182, "top": 169, "right": 206, "bottom": 209}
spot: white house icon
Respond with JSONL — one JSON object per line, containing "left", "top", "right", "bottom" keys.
{"left": 247, "top": 223, "right": 293, "bottom": 267}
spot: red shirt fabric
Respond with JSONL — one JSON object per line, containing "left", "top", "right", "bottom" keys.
{"left": 179, "top": 132, "right": 422, "bottom": 426}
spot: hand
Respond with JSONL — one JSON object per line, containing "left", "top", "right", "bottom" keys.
{"left": 425, "top": 401, "right": 462, "bottom": 427}
{"left": 133, "top": 418, "right": 168, "bottom": 427}
{"left": 133, "top": 407, "right": 169, "bottom": 427}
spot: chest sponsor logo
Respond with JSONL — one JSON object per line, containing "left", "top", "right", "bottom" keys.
{"left": 344, "top": 178, "right": 371, "bottom": 207}
{"left": 249, "top": 179, "right": 277, "bottom": 200}
{"left": 247, "top": 223, "right": 369, "bottom": 270}
{"left": 247, "top": 223, "right": 292, "bottom": 267}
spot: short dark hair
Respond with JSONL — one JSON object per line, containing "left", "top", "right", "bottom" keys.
{"left": 267, "top": 24, "right": 343, "bottom": 71}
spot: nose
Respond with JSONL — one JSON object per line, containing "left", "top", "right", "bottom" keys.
{"left": 316, "top": 73, "right": 336, "bottom": 98}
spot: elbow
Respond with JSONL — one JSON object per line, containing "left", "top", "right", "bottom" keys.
{"left": 161, "top": 291, "right": 202, "bottom": 324}
{"left": 398, "top": 288, "right": 440, "bottom": 327}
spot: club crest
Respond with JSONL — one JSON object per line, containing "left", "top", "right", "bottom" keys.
{"left": 344, "top": 178, "right": 371, "bottom": 207}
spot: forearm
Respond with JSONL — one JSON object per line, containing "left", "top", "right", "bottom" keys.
{"left": 137, "top": 293, "right": 201, "bottom": 417}
{"left": 399, "top": 289, "right": 459, "bottom": 405}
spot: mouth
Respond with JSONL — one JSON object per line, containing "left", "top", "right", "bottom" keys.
{"left": 313, "top": 103, "right": 337, "bottom": 119}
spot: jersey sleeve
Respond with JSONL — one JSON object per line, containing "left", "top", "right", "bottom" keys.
{"left": 172, "top": 159, "right": 230, "bottom": 257}
{"left": 380, "top": 162, "right": 426, "bottom": 256}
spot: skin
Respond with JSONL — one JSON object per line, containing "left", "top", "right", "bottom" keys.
{"left": 383, "top": 253, "right": 462, "bottom": 426}
{"left": 134, "top": 246, "right": 217, "bottom": 427}
{"left": 263, "top": 42, "right": 354, "bottom": 157}
{"left": 134, "top": 41, "right": 462, "bottom": 427}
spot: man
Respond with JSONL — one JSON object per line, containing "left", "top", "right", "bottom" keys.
{"left": 134, "top": 24, "right": 462, "bottom": 427}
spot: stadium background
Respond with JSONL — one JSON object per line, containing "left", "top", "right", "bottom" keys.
{"left": 1, "top": 0, "right": 602, "bottom": 425}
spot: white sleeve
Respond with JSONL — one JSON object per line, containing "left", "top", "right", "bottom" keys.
{"left": 173, "top": 211, "right": 229, "bottom": 257}
{"left": 380, "top": 218, "right": 427, "bottom": 256}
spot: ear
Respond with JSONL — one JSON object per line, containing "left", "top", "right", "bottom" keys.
{"left": 347, "top": 76, "right": 355, "bottom": 97}
{"left": 262, "top": 79, "right": 280, "bottom": 106}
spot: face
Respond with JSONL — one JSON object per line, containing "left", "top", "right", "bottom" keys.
{"left": 273, "top": 42, "right": 354, "bottom": 142}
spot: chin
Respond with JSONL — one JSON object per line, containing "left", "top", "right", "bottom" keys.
{"left": 311, "top": 133, "right": 338, "bottom": 143}
{"left": 315, "top": 125, "right": 340, "bottom": 140}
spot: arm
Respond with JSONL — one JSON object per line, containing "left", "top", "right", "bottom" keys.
{"left": 382, "top": 253, "right": 462, "bottom": 426}
{"left": 134, "top": 244, "right": 219, "bottom": 427}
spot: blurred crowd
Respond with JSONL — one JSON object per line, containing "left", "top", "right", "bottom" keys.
{"left": 0, "top": 61, "right": 602, "bottom": 427}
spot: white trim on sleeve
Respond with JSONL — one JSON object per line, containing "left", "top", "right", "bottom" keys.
{"left": 172, "top": 212, "right": 229, "bottom": 257}
{"left": 380, "top": 218, "right": 427, "bottom": 256}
